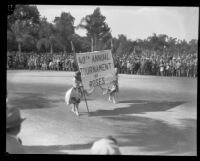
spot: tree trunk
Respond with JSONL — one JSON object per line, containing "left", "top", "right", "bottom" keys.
{"left": 18, "top": 42, "right": 21, "bottom": 53}
{"left": 50, "top": 44, "right": 53, "bottom": 54}
{"left": 64, "top": 46, "right": 66, "bottom": 54}
{"left": 91, "top": 38, "right": 93, "bottom": 52}
{"left": 94, "top": 35, "right": 97, "bottom": 51}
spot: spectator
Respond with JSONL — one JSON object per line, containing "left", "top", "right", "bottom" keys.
{"left": 6, "top": 51, "right": 197, "bottom": 78}
{"left": 159, "top": 60, "right": 164, "bottom": 76}
{"left": 91, "top": 136, "right": 121, "bottom": 155}
{"left": 6, "top": 105, "right": 26, "bottom": 154}
{"left": 126, "top": 60, "right": 131, "bottom": 74}
{"left": 176, "top": 60, "right": 181, "bottom": 77}
{"left": 165, "top": 62, "right": 170, "bottom": 76}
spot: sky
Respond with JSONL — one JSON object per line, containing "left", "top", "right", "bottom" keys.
{"left": 36, "top": 5, "right": 199, "bottom": 42}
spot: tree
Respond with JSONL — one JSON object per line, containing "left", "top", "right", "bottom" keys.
{"left": 98, "top": 32, "right": 112, "bottom": 51}
{"left": 166, "top": 37, "right": 177, "bottom": 57}
{"left": 8, "top": 5, "right": 40, "bottom": 52}
{"left": 10, "top": 20, "right": 29, "bottom": 53}
{"left": 54, "top": 12, "right": 75, "bottom": 54}
{"left": 7, "top": 30, "right": 17, "bottom": 51}
{"left": 78, "top": 7, "right": 111, "bottom": 51}
{"left": 111, "top": 37, "right": 120, "bottom": 55}
{"left": 37, "top": 17, "right": 56, "bottom": 53}
{"left": 188, "top": 39, "right": 198, "bottom": 54}
{"left": 146, "top": 33, "right": 169, "bottom": 56}
{"left": 179, "top": 40, "right": 190, "bottom": 56}
{"left": 7, "top": 5, "right": 40, "bottom": 31}
{"left": 71, "top": 34, "right": 91, "bottom": 53}
{"left": 114, "top": 34, "right": 134, "bottom": 57}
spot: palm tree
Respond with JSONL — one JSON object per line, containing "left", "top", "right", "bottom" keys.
{"left": 78, "top": 7, "right": 111, "bottom": 51}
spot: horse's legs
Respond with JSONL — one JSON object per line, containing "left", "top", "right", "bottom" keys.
{"left": 112, "top": 93, "right": 118, "bottom": 104}
{"left": 74, "top": 103, "right": 79, "bottom": 116}
{"left": 108, "top": 93, "right": 112, "bottom": 102}
{"left": 71, "top": 104, "right": 75, "bottom": 113}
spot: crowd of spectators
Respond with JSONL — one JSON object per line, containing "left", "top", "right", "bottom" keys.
{"left": 7, "top": 51, "right": 78, "bottom": 71}
{"left": 114, "top": 52, "right": 197, "bottom": 78}
{"left": 7, "top": 51, "right": 197, "bottom": 78}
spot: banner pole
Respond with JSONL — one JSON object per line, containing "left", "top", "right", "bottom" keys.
{"left": 81, "top": 83, "right": 90, "bottom": 113}
{"left": 72, "top": 45, "right": 90, "bottom": 113}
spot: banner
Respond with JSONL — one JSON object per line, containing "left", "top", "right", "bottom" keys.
{"left": 76, "top": 50, "right": 115, "bottom": 91}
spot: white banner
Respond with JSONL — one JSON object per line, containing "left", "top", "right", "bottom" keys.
{"left": 76, "top": 50, "right": 115, "bottom": 91}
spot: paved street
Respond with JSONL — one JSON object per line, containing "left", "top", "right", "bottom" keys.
{"left": 7, "top": 70, "right": 197, "bottom": 155}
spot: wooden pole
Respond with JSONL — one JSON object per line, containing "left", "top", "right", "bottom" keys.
{"left": 72, "top": 41, "right": 90, "bottom": 113}
{"left": 77, "top": 61, "right": 90, "bottom": 113}
{"left": 81, "top": 82, "right": 90, "bottom": 113}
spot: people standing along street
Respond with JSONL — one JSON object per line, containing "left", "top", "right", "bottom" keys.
{"left": 6, "top": 51, "right": 197, "bottom": 78}
{"left": 159, "top": 60, "right": 164, "bottom": 76}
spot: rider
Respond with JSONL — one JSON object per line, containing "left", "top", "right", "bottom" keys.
{"left": 65, "top": 71, "right": 82, "bottom": 116}
{"left": 103, "top": 68, "right": 119, "bottom": 104}
{"left": 65, "top": 71, "right": 93, "bottom": 116}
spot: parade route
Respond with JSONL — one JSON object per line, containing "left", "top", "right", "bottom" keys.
{"left": 7, "top": 70, "right": 197, "bottom": 155}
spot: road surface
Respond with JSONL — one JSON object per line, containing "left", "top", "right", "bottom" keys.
{"left": 7, "top": 70, "right": 197, "bottom": 155}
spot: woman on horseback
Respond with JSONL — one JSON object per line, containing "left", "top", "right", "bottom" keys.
{"left": 103, "top": 68, "right": 119, "bottom": 104}
{"left": 65, "top": 71, "right": 83, "bottom": 116}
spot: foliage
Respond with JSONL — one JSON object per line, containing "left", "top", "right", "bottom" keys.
{"left": 7, "top": 5, "right": 40, "bottom": 30}
{"left": 54, "top": 12, "right": 75, "bottom": 53}
{"left": 37, "top": 17, "right": 56, "bottom": 53}
{"left": 7, "top": 5, "right": 198, "bottom": 57}
{"left": 78, "top": 7, "right": 111, "bottom": 51}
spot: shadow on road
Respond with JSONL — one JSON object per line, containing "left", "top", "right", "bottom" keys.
{"left": 104, "top": 115, "right": 196, "bottom": 155}
{"left": 88, "top": 100, "right": 196, "bottom": 155}
{"left": 23, "top": 142, "right": 93, "bottom": 154}
{"left": 8, "top": 92, "right": 63, "bottom": 110}
{"left": 8, "top": 92, "right": 94, "bottom": 110}
{"left": 22, "top": 116, "right": 196, "bottom": 155}
{"left": 89, "top": 100, "right": 185, "bottom": 117}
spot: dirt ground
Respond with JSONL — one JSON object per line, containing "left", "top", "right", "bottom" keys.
{"left": 6, "top": 70, "right": 197, "bottom": 155}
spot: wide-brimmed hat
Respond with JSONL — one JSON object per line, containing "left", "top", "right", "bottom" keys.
{"left": 91, "top": 137, "right": 121, "bottom": 155}
{"left": 6, "top": 107, "right": 26, "bottom": 129}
